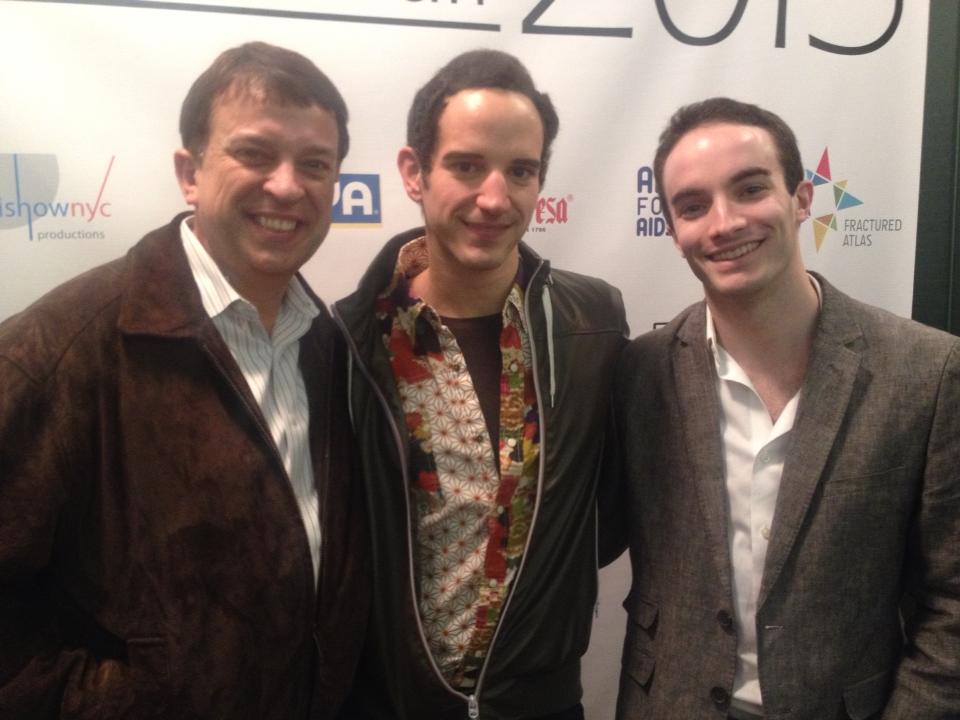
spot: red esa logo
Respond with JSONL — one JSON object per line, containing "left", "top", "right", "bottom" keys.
{"left": 535, "top": 195, "right": 570, "bottom": 225}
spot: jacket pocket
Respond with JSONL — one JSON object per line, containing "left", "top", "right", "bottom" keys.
{"left": 820, "top": 465, "right": 905, "bottom": 498}
{"left": 621, "top": 592, "right": 658, "bottom": 688}
{"left": 842, "top": 668, "right": 891, "bottom": 720}
{"left": 61, "top": 637, "right": 168, "bottom": 720}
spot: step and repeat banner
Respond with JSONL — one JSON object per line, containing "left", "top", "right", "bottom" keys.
{"left": 0, "top": 0, "right": 927, "bottom": 714}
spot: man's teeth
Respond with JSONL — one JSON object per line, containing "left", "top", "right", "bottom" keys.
{"left": 257, "top": 216, "right": 296, "bottom": 232}
{"left": 713, "top": 241, "right": 759, "bottom": 261}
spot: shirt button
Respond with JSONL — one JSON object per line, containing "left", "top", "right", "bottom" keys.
{"left": 761, "top": 525, "right": 771, "bottom": 540}
{"left": 710, "top": 687, "right": 730, "bottom": 708}
{"left": 716, "top": 609, "right": 735, "bottom": 633}
{"left": 507, "top": 438, "right": 517, "bottom": 448}
{"left": 509, "top": 362, "right": 519, "bottom": 372}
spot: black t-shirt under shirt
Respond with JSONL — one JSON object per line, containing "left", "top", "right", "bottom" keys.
{"left": 441, "top": 313, "right": 503, "bottom": 453}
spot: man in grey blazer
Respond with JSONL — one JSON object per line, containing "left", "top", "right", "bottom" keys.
{"left": 612, "top": 98, "right": 960, "bottom": 720}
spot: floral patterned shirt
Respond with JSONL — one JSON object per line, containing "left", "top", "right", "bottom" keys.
{"left": 375, "top": 237, "right": 540, "bottom": 690}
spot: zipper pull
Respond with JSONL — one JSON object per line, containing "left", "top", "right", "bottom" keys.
{"left": 468, "top": 694, "right": 479, "bottom": 719}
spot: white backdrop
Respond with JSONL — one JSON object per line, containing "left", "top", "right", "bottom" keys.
{"left": 1, "top": 1, "right": 928, "bottom": 716}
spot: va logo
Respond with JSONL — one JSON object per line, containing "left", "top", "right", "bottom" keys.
{"left": 333, "top": 173, "right": 381, "bottom": 226}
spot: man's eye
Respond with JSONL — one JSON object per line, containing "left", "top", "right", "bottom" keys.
{"left": 301, "top": 158, "right": 332, "bottom": 176}
{"left": 451, "top": 160, "right": 479, "bottom": 174}
{"left": 676, "top": 203, "right": 705, "bottom": 218}
{"left": 232, "top": 146, "right": 271, "bottom": 165}
{"left": 508, "top": 166, "right": 537, "bottom": 182}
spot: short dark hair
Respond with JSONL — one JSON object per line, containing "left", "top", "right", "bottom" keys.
{"left": 654, "top": 97, "right": 803, "bottom": 226}
{"left": 406, "top": 49, "right": 559, "bottom": 185}
{"left": 179, "top": 42, "right": 349, "bottom": 162}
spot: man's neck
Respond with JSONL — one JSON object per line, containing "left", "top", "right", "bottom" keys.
{"left": 410, "top": 249, "right": 520, "bottom": 319}
{"left": 708, "top": 271, "right": 820, "bottom": 422}
{"left": 190, "top": 221, "right": 287, "bottom": 335}
{"left": 227, "top": 277, "right": 287, "bottom": 335}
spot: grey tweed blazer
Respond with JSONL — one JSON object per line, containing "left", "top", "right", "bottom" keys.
{"left": 612, "top": 274, "right": 960, "bottom": 720}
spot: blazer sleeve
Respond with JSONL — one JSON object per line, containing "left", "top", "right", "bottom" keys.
{"left": 883, "top": 340, "right": 960, "bottom": 719}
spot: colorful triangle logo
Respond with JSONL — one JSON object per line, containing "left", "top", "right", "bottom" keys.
{"left": 837, "top": 191, "right": 863, "bottom": 210}
{"left": 816, "top": 149, "right": 831, "bottom": 180}
{"left": 813, "top": 213, "right": 836, "bottom": 252}
{"left": 805, "top": 148, "right": 865, "bottom": 252}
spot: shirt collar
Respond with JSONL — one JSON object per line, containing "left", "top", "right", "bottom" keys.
{"left": 706, "top": 272, "right": 823, "bottom": 376}
{"left": 180, "top": 215, "right": 318, "bottom": 324}
{"left": 379, "top": 236, "right": 526, "bottom": 343}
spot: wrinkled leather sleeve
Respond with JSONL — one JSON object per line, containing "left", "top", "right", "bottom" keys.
{"left": 0, "top": 349, "right": 145, "bottom": 720}
{"left": 597, "top": 298, "right": 630, "bottom": 569}
{"left": 597, "top": 394, "right": 629, "bottom": 568}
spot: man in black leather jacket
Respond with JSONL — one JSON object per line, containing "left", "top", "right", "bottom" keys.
{"left": 333, "top": 50, "right": 628, "bottom": 720}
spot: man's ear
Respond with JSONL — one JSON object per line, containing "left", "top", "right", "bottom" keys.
{"left": 174, "top": 148, "right": 200, "bottom": 206}
{"left": 794, "top": 179, "right": 814, "bottom": 223}
{"left": 397, "top": 146, "right": 424, "bottom": 203}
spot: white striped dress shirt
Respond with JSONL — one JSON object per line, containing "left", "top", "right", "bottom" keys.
{"left": 180, "top": 217, "right": 322, "bottom": 581}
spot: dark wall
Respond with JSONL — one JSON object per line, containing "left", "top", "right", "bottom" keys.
{"left": 913, "top": 1, "right": 960, "bottom": 335}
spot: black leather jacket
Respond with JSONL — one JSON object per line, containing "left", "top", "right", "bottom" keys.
{"left": 333, "top": 228, "right": 628, "bottom": 720}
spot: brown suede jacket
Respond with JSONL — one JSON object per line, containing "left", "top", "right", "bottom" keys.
{"left": 0, "top": 214, "right": 368, "bottom": 720}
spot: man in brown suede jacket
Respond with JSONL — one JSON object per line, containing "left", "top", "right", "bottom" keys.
{"left": 0, "top": 42, "right": 367, "bottom": 719}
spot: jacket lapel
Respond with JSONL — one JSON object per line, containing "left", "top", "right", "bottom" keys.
{"left": 759, "top": 277, "right": 863, "bottom": 607}
{"left": 674, "top": 304, "right": 733, "bottom": 589}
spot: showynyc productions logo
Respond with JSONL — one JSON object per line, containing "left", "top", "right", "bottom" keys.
{"left": 0, "top": 154, "right": 114, "bottom": 241}
{"left": 807, "top": 148, "right": 903, "bottom": 252}
{"left": 332, "top": 173, "right": 381, "bottom": 227}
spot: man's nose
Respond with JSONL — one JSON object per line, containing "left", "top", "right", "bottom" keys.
{"left": 476, "top": 171, "right": 510, "bottom": 213}
{"left": 708, "top": 197, "right": 746, "bottom": 239}
{"left": 263, "top": 160, "right": 306, "bottom": 203}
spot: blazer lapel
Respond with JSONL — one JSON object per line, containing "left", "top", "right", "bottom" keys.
{"left": 759, "top": 278, "right": 864, "bottom": 607}
{"left": 673, "top": 305, "right": 733, "bottom": 590}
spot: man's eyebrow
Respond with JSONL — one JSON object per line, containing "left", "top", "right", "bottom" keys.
{"left": 227, "top": 132, "right": 337, "bottom": 156}
{"left": 440, "top": 151, "right": 484, "bottom": 163}
{"left": 511, "top": 158, "right": 542, "bottom": 171}
{"left": 729, "top": 166, "right": 772, "bottom": 184}
{"left": 439, "top": 151, "right": 541, "bottom": 170}
{"left": 301, "top": 145, "right": 337, "bottom": 158}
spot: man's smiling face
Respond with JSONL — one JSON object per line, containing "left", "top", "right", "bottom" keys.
{"left": 663, "top": 122, "right": 812, "bottom": 303}
{"left": 399, "top": 88, "right": 544, "bottom": 284}
{"left": 175, "top": 88, "right": 340, "bottom": 301}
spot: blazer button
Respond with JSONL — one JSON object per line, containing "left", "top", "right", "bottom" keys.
{"left": 710, "top": 686, "right": 730, "bottom": 709}
{"left": 716, "top": 609, "right": 735, "bottom": 633}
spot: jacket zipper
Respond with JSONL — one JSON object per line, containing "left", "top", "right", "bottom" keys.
{"left": 468, "top": 261, "right": 552, "bottom": 718}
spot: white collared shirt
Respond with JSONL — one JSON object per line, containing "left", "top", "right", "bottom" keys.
{"left": 180, "top": 217, "right": 322, "bottom": 581}
{"left": 706, "top": 276, "right": 821, "bottom": 713}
